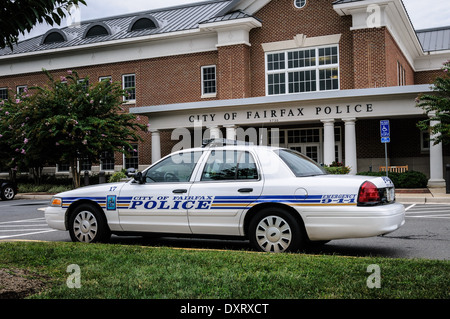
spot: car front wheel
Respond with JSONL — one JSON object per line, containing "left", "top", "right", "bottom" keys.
{"left": 249, "top": 207, "right": 303, "bottom": 253}
{"left": 69, "top": 204, "right": 111, "bottom": 243}
{"left": 1, "top": 185, "right": 15, "bottom": 201}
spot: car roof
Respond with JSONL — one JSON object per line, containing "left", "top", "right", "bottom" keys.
{"left": 174, "top": 139, "right": 283, "bottom": 154}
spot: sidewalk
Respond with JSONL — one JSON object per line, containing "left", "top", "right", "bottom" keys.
{"left": 396, "top": 187, "right": 450, "bottom": 204}
{"left": 16, "top": 188, "right": 450, "bottom": 204}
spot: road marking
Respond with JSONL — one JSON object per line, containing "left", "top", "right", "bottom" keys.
{"left": 405, "top": 204, "right": 416, "bottom": 211}
{"left": 0, "top": 229, "right": 58, "bottom": 240}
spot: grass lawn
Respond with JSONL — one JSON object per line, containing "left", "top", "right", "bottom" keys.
{"left": 0, "top": 241, "right": 448, "bottom": 299}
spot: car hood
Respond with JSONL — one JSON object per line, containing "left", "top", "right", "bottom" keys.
{"left": 53, "top": 182, "right": 127, "bottom": 198}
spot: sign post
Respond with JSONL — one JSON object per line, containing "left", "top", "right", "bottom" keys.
{"left": 380, "top": 120, "right": 390, "bottom": 177}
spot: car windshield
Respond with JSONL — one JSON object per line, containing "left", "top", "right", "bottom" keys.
{"left": 276, "top": 149, "right": 327, "bottom": 177}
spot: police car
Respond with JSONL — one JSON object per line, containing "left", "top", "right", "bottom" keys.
{"left": 45, "top": 139, "right": 405, "bottom": 253}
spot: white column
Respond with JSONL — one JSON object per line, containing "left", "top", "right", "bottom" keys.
{"left": 321, "top": 119, "right": 335, "bottom": 166}
{"left": 225, "top": 125, "right": 237, "bottom": 140}
{"left": 208, "top": 126, "right": 222, "bottom": 139}
{"left": 150, "top": 129, "right": 161, "bottom": 164}
{"left": 343, "top": 118, "right": 357, "bottom": 175}
{"left": 428, "top": 114, "right": 445, "bottom": 187}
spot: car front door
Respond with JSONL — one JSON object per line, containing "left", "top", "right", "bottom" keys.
{"left": 118, "top": 151, "right": 203, "bottom": 234}
{"left": 187, "top": 149, "right": 264, "bottom": 236}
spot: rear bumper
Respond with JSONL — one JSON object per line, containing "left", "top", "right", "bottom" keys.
{"left": 300, "top": 202, "right": 405, "bottom": 241}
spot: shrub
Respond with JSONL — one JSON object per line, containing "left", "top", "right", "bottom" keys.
{"left": 109, "top": 171, "right": 128, "bottom": 183}
{"left": 357, "top": 171, "right": 428, "bottom": 188}
{"left": 324, "top": 161, "right": 351, "bottom": 174}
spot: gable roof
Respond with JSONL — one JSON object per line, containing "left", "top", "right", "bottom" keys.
{"left": 0, "top": 0, "right": 247, "bottom": 57}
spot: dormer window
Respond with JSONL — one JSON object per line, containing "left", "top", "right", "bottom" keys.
{"left": 128, "top": 15, "right": 158, "bottom": 32}
{"left": 84, "top": 23, "right": 111, "bottom": 38}
{"left": 294, "top": 0, "right": 306, "bottom": 9}
{"left": 41, "top": 29, "right": 67, "bottom": 45}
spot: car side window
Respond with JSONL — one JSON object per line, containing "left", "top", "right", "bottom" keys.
{"left": 145, "top": 151, "right": 202, "bottom": 183}
{"left": 201, "top": 150, "right": 258, "bottom": 181}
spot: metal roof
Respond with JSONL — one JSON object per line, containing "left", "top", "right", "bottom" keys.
{"left": 0, "top": 0, "right": 244, "bottom": 57}
{"left": 416, "top": 26, "right": 450, "bottom": 52}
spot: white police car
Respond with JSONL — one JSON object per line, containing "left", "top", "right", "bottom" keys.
{"left": 45, "top": 139, "right": 405, "bottom": 253}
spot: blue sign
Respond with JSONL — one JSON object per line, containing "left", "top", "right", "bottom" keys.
{"left": 380, "top": 120, "right": 390, "bottom": 138}
{"left": 381, "top": 137, "right": 390, "bottom": 143}
{"left": 107, "top": 195, "right": 116, "bottom": 211}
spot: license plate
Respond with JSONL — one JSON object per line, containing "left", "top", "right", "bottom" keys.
{"left": 386, "top": 188, "right": 395, "bottom": 202}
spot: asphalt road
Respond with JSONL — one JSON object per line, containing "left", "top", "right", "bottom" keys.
{"left": 0, "top": 199, "right": 449, "bottom": 260}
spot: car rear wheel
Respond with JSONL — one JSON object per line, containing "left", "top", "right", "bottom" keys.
{"left": 1, "top": 185, "right": 15, "bottom": 200}
{"left": 69, "top": 204, "right": 110, "bottom": 243}
{"left": 249, "top": 207, "right": 303, "bottom": 253}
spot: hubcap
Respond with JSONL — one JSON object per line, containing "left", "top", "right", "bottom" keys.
{"left": 255, "top": 215, "right": 292, "bottom": 253}
{"left": 73, "top": 211, "right": 98, "bottom": 243}
{"left": 3, "top": 187, "right": 14, "bottom": 200}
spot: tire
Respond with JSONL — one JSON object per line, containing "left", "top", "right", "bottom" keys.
{"left": 249, "top": 207, "right": 304, "bottom": 253}
{"left": 1, "top": 185, "right": 15, "bottom": 201}
{"left": 69, "top": 204, "right": 111, "bottom": 243}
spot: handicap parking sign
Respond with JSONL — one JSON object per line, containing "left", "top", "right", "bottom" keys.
{"left": 380, "top": 120, "right": 390, "bottom": 138}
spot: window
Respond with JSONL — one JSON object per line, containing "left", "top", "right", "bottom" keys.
{"left": 129, "top": 17, "right": 158, "bottom": 32}
{"left": 276, "top": 149, "right": 326, "bottom": 177}
{"left": 125, "top": 144, "right": 139, "bottom": 169}
{"left": 201, "top": 150, "right": 258, "bottom": 181}
{"left": 57, "top": 163, "right": 70, "bottom": 173}
{"left": 201, "top": 66, "right": 216, "bottom": 96}
{"left": 421, "top": 131, "right": 430, "bottom": 152}
{"left": 266, "top": 45, "right": 339, "bottom": 95}
{"left": 84, "top": 24, "right": 110, "bottom": 38}
{"left": 101, "top": 151, "right": 115, "bottom": 171}
{"left": 16, "top": 85, "right": 27, "bottom": 95}
{"left": 78, "top": 79, "right": 89, "bottom": 91}
{"left": 397, "top": 61, "right": 406, "bottom": 86}
{"left": 294, "top": 0, "right": 306, "bottom": 8}
{"left": 80, "top": 156, "right": 92, "bottom": 171}
{"left": 144, "top": 151, "right": 202, "bottom": 183}
{"left": 123, "top": 74, "right": 136, "bottom": 101}
{"left": 42, "top": 30, "right": 67, "bottom": 44}
{"left": 0, "top": 88, "right": 7, "bottom": 100}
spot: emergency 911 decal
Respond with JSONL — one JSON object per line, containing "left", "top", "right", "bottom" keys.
{"left": 62, "top": 194, "right": 357, "bottom": 211}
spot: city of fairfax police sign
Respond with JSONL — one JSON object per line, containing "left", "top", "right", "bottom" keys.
{"left": 188, "top": 103, "right": 374, "bottom": 124}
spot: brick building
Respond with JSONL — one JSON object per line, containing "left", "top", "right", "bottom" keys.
{"left": 0, "top": 0, "right": 449, "bottom": 186}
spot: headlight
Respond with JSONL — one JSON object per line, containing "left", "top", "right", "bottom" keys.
{"left": 50, "top": 197, "right": 62, "bottom": 207}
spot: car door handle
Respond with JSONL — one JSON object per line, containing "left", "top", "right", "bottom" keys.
{"left": 238, "top": 188, "right": 253, "bottom": 193}
{"left": 172, "top": 189, "right": 187, "bottom": 194}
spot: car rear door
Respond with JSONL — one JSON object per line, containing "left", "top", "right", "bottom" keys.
{"left": 187, "top": 148, "right": 264, "bottom": 236}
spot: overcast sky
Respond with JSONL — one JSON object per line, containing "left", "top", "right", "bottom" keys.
{"left": 20, "top": 0, "right": 450, "bottom": 40}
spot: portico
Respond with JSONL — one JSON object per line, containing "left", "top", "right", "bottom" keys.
{"left": 132, "top": 84, "right": 445, "bottom": 186}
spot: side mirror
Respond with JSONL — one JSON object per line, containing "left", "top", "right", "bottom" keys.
{"left": 133, "top": 171, "right": 144, "bottom": 184}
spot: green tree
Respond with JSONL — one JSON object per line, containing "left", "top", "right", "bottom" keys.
{"left": 0, "top": 69, "right": 147, "bottom": 188}
{"left": 417, "top": 61, "right": 450, "bottom": 145}
{"left": 1, "top": 0, "right": 87, "bottom": 50}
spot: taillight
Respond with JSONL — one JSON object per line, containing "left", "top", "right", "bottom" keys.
{"left": 358, "top": 181, "right": 381, "bottom": 205}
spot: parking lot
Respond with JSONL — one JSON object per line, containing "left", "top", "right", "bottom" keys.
{"left": 0, "top": 199, "right": 449, "bottom": 260}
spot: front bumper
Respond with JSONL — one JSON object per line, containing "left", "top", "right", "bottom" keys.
{"left": 301, "top": 202, "right": 406, "bottom": 241}
{"left": 45, "top": 206, "right": 67, "bottom": 231}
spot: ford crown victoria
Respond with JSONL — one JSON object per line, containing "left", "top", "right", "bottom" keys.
{"left": 45, "top": 140, "right": 405, "bottom": 253}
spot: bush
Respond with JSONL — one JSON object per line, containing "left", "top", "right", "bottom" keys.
{"left": 357, "top": 170, "right": 428, "bottom": 188}
{"left": 324, "top": 161, "right": 351, "bottom": 174}
{"left": 109, "top": 171, "right": 128, "bottom": 183}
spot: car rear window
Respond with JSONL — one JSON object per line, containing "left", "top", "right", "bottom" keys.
{"left": 276, "top": 149, "right": 326, "bottom": 177}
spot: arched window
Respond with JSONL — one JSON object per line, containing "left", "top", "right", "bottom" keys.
{"left": 41, "top": 29, "right": 67, "bottom": 45}
{"left": 128, "top": 16, "right": 158, "bottom": 32}
{"left": 84, "top": 23, "right": 111, "bottom": 38}
{"left": 294, "top": 0, "right": 306, "bottom": 9}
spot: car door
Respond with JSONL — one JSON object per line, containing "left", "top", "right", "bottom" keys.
{"left": 187, "top": 149, "right": 263, "bottom": 236}
{"left": 118, "top": 151, "right": 203, "bottom": 234}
